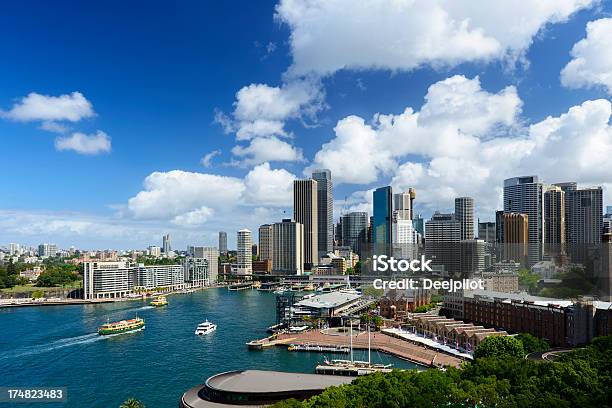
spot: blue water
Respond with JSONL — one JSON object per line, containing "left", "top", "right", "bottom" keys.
{"left": 0, "top": 289, "right": 420, "bottom": 407}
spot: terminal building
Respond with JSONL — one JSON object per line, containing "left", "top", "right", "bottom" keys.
{"left": 180, "top": 370, "right": 353, "bottom": 407}
{"left": 292, "top": 291, "right": 372, "bottom": 319}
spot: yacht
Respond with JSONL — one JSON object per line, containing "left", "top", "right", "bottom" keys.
{"left": 195, "top": 320, "right": 217, "bottom": 335}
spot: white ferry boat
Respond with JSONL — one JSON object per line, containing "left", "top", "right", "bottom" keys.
{"left": 195, "top": 320, "right": 217, "bottom": 335}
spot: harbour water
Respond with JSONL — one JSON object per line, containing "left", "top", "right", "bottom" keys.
{"left": 0, "top": 288, "right": 421, "bottom": 407}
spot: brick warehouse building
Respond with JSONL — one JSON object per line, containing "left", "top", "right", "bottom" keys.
{"left": 380, "top": 287, "right": 431, "bottom": 320}
{"left": 457, "top": 290, "right": 612, "bottom": 346}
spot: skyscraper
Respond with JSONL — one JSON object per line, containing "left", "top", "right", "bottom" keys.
{"left": 340, "top": 212, "right": 368, "bottom": 255}
{"left": 312, "top": 169, "right": 333, "bottom": 258}
{"left": 373, "top": 186, "right": 393, "bottom": 253}
{"left": 237, "top": 229, "right": 252, "bottom": 275}
{"left": 38, "top": 243, "right": 58, "bottom": 257}
{"left": 192, "top": 246, "right": 219, "bottom": 284}
{"left": 425, "top": 212, "right": 461, "bottom": 274}
{"left": 393, "top": 189, "right": 415, "bottom": 220}
{"left": 544, "top": 186, "right": 566, "bottom": 256}
{"left": 478, "top": 221, "right": 496, "bottom": 243}
{"left": 503, "top": 176, "right": 545, "bottom": 264}
{"left": 454, "top": 197, "right": 474, "bottom": 240}
{"left": 218, "top": 231, "right": 228, "bottom": 254}
{"left": 258, "top": 224, "right": 273, "bottom": 267}
{"left": 565, "top": 187, "right": 603, "bottom": 245}
{"left": 272, "top": 219, "right": 304, "bottom": 275}
{"left": 413, "top": 214, "right": 424, "bottom": 237}
{"left": 504, "top": 213, "right": 529, "bottom": 265}
{"left": 554, "top": 182, "right": 577, "bottom": 244}
{"left": 162, "top": 234, "right": 171, "bottom": 254}
{"left": 293, "top": 179, "right": 318, "bottom": 270}
{"left": 392, "top": 212, "right": 418, "bottom": 259}
{"left": 495, "top": 210, "right": 505, "bottom": 244}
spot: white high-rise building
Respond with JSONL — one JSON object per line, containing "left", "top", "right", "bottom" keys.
{"left": 148, "top": 246, "right": 161, "bottom": 257}
{"left": 136, "top": 264, "right": 184, "bottom": 289}
{"left": 183, "top": 257, "right": 211, "bottom": 287}
{"left": 38, "top": 243, "right": 58, "bottom": 258}
{"left": 192, "top": 246, "right": 219, "bottom": 283}
{"left": 392, "top": 215, "right": 418, "bottom": 259}
{"left": 9, "top": 243, "right": 20, "bottom": 256}
{"left": 84, "top": 261, "right": 135, "bottom": 299}
{"left": 272, "top": 219, "right": 304, "bottom": 275}
{"left": 84, "top": 261, "right": 185, "bottom": 299}
{"left": 237, "top": 229, "right": 252, "bottom": 275}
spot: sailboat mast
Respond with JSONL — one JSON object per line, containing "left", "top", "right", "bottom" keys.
{"left": 349, "top": 318, "right": 353, "bottom": 363}
{"left": 367, "top": 319, "right": 371, "bottom": 365}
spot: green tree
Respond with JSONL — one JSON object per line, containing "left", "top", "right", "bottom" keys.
{"left": 119, "top": 398, "right": 145, "bottom": 408}
{"left": 516, "top": 333, "right": 549, "bottom": 354}
{"left": 32, "top": 290, "right": 45, "bottom": 299}
{"left": 474, "top": 335, "right": 525, "bottom": 359}
{"left": 518, "top": 267, "right": 539, "bottom": 293}
{"left": 272, "top": 336, "right": 612, "bottom": 408}
{"left": 6, "top": 259, "right": 17, "bottom": 275}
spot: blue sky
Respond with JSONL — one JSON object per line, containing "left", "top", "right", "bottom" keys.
{"left": 1, "top": 0, "right": 611, "bottom": 250}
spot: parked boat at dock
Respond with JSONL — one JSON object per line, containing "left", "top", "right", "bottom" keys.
{"left": 228, "top": 282, "right": 252, "bottom": 291}
{"left": 288, "top": 344, "right": 349, "bottom": 353}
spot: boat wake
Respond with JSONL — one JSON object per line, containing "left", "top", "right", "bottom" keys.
{"left": 0, "top": 327, "right": 145, "bottom": 361}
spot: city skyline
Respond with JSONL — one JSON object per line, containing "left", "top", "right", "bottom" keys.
{"left": 2, "top": 2, "right": 612, "bottom": 250}
{"left": 2, "top": 173, "right": 610, "bottom": 253}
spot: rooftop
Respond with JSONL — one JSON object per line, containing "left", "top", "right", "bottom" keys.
{"left": 465, "top": 289, "right": 612, "bottom": 310}
{"left": 295, "top": 291, "right": 361, "bottom": 309}
{"left": 206, "top": 370, "right": 352, "bottom": 393}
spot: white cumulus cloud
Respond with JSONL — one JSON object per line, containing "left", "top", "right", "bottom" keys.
{"left": 275, "top": 0, "right": 596, "bottom": 76}
{"left": 309, "top": 75, "right": 521, "bottom": 184}
{"left": 2, "top": 91, "right": 95, "bottom": 122}
{"left": 561, "top": 18, "right": 612, "bottom": 94}
{"left": 232, "top": 136, "right": 304, "bottom": 166}
{"left": 243, "top": 162, "right": 296, "bottom": 206}
{"left": 54, "top": 131, "right": 111, "bottom": 155}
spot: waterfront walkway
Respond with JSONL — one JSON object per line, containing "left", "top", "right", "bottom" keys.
{"left": 271, "top": 329, "right": 464, "bottom": 368}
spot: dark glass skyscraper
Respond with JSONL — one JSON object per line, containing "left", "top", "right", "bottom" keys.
{"left": 340, "top": 211, "right": 368, "bottom": 256}
{"left": 373, "top": 186, "right": 392, "bottom": 253}
{"left": 312, "top": 169, "right": 333, "bottom": 257}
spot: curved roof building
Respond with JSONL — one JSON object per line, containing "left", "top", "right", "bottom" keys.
{"left": 180, "top": 370, "right": 353, "bottom": 407}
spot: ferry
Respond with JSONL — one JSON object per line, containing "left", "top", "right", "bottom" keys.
{"left": 150, "top": 296, "right": 168, "bottom": 307}
{"left": 195, "top": 320, "right": 217, "bottom": 335}
{"left": 98, "top": 317, "right": 145, "bottom": 336}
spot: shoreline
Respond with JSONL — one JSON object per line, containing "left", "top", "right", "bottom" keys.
{"left": 0, "top": 284, "right": 227, "bottom": 309}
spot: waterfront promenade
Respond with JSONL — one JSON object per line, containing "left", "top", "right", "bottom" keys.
{"left": 270, "top": 329, "right": 464, "bottom": 368}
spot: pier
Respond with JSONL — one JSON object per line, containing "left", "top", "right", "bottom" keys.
{"left": 248, "top": 329, "right": 465, "bottom": 368}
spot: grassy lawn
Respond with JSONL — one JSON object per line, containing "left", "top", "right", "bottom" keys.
{"left": 1, "top": 281, "right": 83, "bottom": 293}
